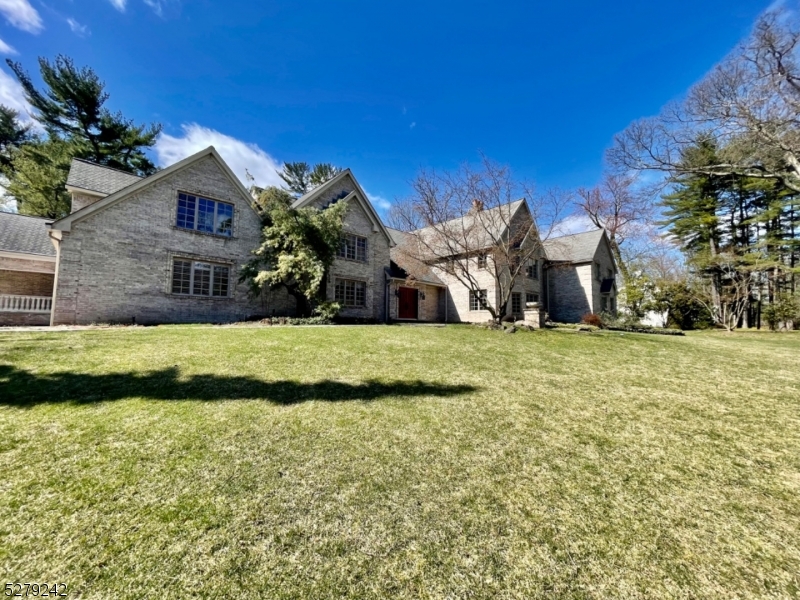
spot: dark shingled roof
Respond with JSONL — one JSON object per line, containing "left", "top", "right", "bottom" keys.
{"left": 386, "top": 227, "right": 445, "bottom": 286}
{"left": 0, "top": 212, "right": 55, "bottom": 257}
{"left": 543, "top": 229, "right": 605, "bottom": 263}
{"left": 66, "top": 158, "right": 142, "bottom": 196}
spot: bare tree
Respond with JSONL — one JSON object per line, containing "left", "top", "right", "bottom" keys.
{"left": 692, "top": 253, "right": 758, "bottom": 332}
{"left": 390, "top": 156, "right": 565, "bottom": 323}
{"left": 609, "top": 8, "right": 800, "bottom": 192}
{"left": 575, "top": 173, "right": 653, "bottom": 281}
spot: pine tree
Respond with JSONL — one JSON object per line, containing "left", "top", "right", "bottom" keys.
{"left": 4, "top": 139, "right": 73, "bottom": 219}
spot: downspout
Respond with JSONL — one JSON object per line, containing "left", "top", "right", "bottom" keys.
{"left": 46, "top": 226, "right": 61, "bottom": 327}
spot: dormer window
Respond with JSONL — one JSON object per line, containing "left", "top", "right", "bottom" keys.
{"left": 176, "top": 192, "right": 233, "bottom": 237}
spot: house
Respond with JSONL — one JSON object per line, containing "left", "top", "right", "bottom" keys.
{"left": 289, "top": 170, "right": 394, "bottom": 322}
{"left": 0, "top": 213, "right": 56, "bottom": 325}
{"left": 387, "top": 199, "right": 547, "bottom": 323}
{"left": 543, "top": 229, "right": 618, "bottom": 322}
{"left": 0, "top": 146, "right": 617, "bottom": 326}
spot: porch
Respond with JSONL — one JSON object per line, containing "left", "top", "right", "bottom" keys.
{"left": 0, "top": 294, "right": 52, "bottom": 326}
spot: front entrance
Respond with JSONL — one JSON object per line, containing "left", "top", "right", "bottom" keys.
{"left": 398, "top": 286, "right": 418, "bottom": 320}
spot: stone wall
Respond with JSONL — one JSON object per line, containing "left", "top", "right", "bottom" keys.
{"left": 546, "top": 263, "right": 592, "bottom": 323}
{"left": 387, "top": 281, "right": 446, "bottom": 322}
{"left": 0, "top": 312, "right": 50, "bottom": 326}
{"left": 304, "top": 176, "right": 392, "bottom": 322}
{"left": 70, "top": 192, "right": 104, "bottom": 214}
{"left": 51, "top": 155, "right": 283, "bottom": 325}
{"left": 0, "top": 270, "right": 55, "bottom": 296}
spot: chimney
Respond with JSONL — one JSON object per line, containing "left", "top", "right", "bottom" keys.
{"left": 470, "top": 198, "right": 484, "bottom": 213}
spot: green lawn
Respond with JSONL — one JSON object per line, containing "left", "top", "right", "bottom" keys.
{"left": 1, "top": 325, "right": 799, "bottom": 599}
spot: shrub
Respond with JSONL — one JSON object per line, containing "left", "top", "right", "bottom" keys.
{"left": 313, "top": 301, "right": 341, "bottom": 321}
{"left": 762, "top": 296, "right": 799, "bottom": 331}
{"left": 581, "top": 313, "right": 604, "bottom": 328}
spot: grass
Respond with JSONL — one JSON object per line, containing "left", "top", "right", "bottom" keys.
{"left": 1, "top": 325, "right": 799, "bottom": 599}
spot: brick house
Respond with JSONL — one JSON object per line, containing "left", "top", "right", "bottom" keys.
{"left": 0, "top": 146, "right": 616, "bottom": 326}
{"left": 0, "top": 213, "right": 56, "bottom": 325}
{"left": 543, "top": 229, "right": 618, "bottom": 323}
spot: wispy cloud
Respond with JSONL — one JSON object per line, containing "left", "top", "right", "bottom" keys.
{"left": 0, "top": 67, "right": 37, "bottom": 127}
{"left": 365, "top": 190, "right": 392, "bottom": 214}
{"left": 0, "top": 37, "right": 16, "bottom": 55}
{"left": 409, "top": 121, "right": 416, "bottom": 129}
{"left": 142, "top": 0, "right": 163, "bottom": 16}
{"left": 0, "top": 0, "right": 43, "bottom": 33}
{"left": 107, "top": 0, "right": 126, "bottom": 11}
{"left": 552, "top": 213, "right": 596, "bottom": 237}
{"left": 66, "top": 17, "right": 89, "bottom": 36}
{"left": 154, "top": 123, "right": 285, "bottom": 189}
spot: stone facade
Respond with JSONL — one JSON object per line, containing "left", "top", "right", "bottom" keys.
{"left": 51, "top": 154, "right": 277, "bottom": 325}
{"left": 298, "top": 173, "right": 392, "bottom": 322}
{"left": 546, "top": 237, "right": 617, "bottom": 323}
{"left": 70, "top": 192, "right": 104, "bottom": 214}
{"left": 387, "top": 280, "right": 446, "bottom": 322}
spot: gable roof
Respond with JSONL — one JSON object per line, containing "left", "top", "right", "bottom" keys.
{"left": 291, "top": 169, "right": 394, "bottom": 245}
{"left": 66, "top": 159, "right": 142, "bottom": 196}
{"left": 0, "top": 212, "right": 56, "bottom": 257}
{"left": 51, "top": 147, "right": 259, "bottom": 232}
{"left": 407, "top": 199, "right": 529, "bottom": 258}
{"left": 543, "top": 228, "right": 606, "bottom": 263}
{"left": 386, "top": 227, "right": 445, "bottom": 286}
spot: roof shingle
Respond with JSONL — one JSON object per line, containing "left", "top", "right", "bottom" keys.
{"left": 66, "top": 159, "right": 142, "bottom": 196}
{"left": 543, "top": 229, "right": 605, "bottom": 263}
{"left": 0, "top": 212, "right": 56, "bottom": 257}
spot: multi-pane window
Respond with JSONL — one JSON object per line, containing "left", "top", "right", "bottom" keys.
{"left": 526, "top": 260, "right": 539, "bottom": 279}
{"left": 526, "top": 292, "right": 539, "bottom": 304}
{"left": 176, "top": 192, "right": 233, "bottom": 237}
{"left": 512, "top": 292, "right": 522, "bottom": 314}
{"left": 469, "top": 289, "right": 487, "bottom": 311}
{"left": 594, "top": 262, "right": 601, "bottom": 281}
{"left": 171, "top": 259, "right": 230, "bottom": 297}
{"left": 477, "top": 254, "right": 487, "bottom": 269}
{"left": 338, "top": 234, "right": 368, "bottom": 261}
{"left": 334, "top": 278, "right": 366, "bottom": 307}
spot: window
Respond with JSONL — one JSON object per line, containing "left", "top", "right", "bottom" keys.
{"left": 607, "top": 267, "right": 614, "bottom": 279}
{"left": 469, "top": 289, "right": 487, "bottom": 311}
{"left": 526, "top": 292, "right": 539, "bottom": 304}
{"left": 334, "top": 278, "right": 366, "bottom": 307}
{"left": 594, "top": 262, "right": 601, "bottom": 281}
{"left": 176, "top": 193, "right": 233, "bottom": 237}
{"left": 477, "top": 254, "right": 487, "bottom": 269}
{"left": 171, "top": 259, "right": 230, "bottom": 297}
{"left": 512, "top": 292, "right": 522, "bottom": 314}
{"left": 601, "top": 296, "right": 608, "bottom": 312}
{"left": 526, "top": 260, "right": 539, "bottom": 279}
{"left": 339, "top": 234, "right": 368, "bottom": 261}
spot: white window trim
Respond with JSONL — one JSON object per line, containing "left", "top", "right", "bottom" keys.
{"left": 338, "top": 233, "right": 369, "bottom": 262}
{"left": 469, "top": 289, "right": 488, "bottom": 311}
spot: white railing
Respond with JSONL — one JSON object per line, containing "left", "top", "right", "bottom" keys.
{"left": 0, "top": 294, "right": 52, "bottom": 313}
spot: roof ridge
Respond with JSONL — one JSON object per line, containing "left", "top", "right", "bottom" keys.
{"left": 0, "top": 211, "right": 53, "bottom": 221}
{"left": 549, "top": 227, "right": 604, "bottom": 241}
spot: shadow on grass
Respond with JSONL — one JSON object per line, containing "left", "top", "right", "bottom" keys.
{"left": 0, "top": 365, "right": 477, "bottom": 407}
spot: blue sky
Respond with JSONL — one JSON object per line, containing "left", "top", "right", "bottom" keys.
{"left": 0, "top": 0, "right": 776, "bottom": 217}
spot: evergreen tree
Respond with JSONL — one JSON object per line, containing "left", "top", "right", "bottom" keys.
{"left": 0, "top": 105, "right": 31, "bottom": 173}
{"left": 240, "top": 200, "right": 348, "bottom": 317}
{"left": 6, "top": 56, "right": 161, "bottom": 175}
{"left": 4, "top": 139, "right": 73, "bottom": 219}
{"left": 278, "top": 161, "right": 341, "bottom": 196}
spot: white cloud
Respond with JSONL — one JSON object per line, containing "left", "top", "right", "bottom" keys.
{"left": 552, "top": 213, "right": 596, "bottom": 237}
{"left": 142, "top": 0, "right": 163, "bottom": 16}
{"left": 66, "top": 17, "right": 89, "bottom": 36}
{"left": 409, "top": 121, "right": 416, "bottom": 129}
{"left": 365, "top": 190, "right": 392, "bottom": 214}
{"left": 0, "top": 0, "right": 43, "bottom": 33}
{"left": 0, "top": 37, "right": 16, "bottom": 54}
{"left": 108, "top": 0, "right": 126, "bottom": 11}
{"left": 0, "top": 68, "right": 38, "bottom": 128}
{"left": 154, "top": 123, "right": 284, "bottom": 189}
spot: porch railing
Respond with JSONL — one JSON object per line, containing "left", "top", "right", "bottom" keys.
{"left": 0, "top": 294, "right": 52, "bottom": 313}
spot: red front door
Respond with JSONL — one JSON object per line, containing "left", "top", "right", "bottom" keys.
{"left": 398, "top": 287, "right": 418, "bottom": 319}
